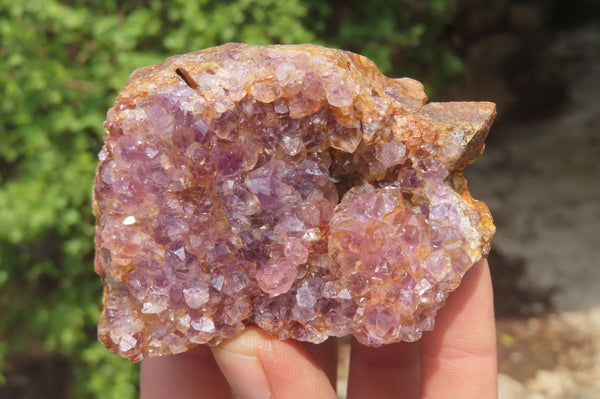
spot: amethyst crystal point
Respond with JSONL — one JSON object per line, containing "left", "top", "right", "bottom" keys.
{"left": 93, "top": 43, "right": 496, "bottom": 361}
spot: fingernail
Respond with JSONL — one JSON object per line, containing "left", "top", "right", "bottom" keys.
{"left": 212, "top": 347, "right": 272, "bottom": 399}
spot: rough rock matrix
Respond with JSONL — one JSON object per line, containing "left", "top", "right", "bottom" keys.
{"left": 93, "top": 43, "right": 495, "bottom": 362}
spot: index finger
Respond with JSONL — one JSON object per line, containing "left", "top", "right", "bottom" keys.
{"left": 141, "top": 345, "right": 232, "bottom": 399}
{"left": 419, "top": 258, "right": 498, "bottom": 398}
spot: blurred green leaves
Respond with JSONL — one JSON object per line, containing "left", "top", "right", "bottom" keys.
{"left": 0, "top": 0, "right": 459, "bottom": 397}
{"left": 303, "top": 0, "right": 462, "bottom": 92}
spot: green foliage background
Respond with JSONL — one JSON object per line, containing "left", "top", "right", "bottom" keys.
{"left": 0, "top": 0, "right": 460, "bottom": 397}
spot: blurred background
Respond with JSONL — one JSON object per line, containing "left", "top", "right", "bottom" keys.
{"left": 0, "top": 0, "right": 598, "bottom": 398}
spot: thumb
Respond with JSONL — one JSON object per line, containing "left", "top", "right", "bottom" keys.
{"left": 211, "top": 327, "right": 337, "bottom": 399}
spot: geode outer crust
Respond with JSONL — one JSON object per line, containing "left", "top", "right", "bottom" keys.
{"left": 93, "top": 43, "right": 495, "bottom": 362}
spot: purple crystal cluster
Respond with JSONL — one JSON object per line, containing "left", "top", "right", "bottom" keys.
{"left": 93, "top": 44, "right": 495, "bottom": 361}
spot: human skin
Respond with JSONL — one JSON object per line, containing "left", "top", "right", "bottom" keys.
{"left": 140, "top": 259, "right": 497, "bottom": 399}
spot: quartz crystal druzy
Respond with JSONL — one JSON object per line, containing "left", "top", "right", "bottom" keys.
{"left": 93, "top": 43, "right": 496, "bottom": 362}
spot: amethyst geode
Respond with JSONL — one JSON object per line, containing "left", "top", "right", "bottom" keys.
{"left": 93, "top": 43, "right": 495, "bottom": 361}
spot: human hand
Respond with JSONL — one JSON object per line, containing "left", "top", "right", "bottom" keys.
{"left": 140, "top": 259, "right": 497, "bottom": 398}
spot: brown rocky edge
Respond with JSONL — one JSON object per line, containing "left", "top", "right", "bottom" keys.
{"left": 93, "top": 43, "right": 495, "bottom": 362}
